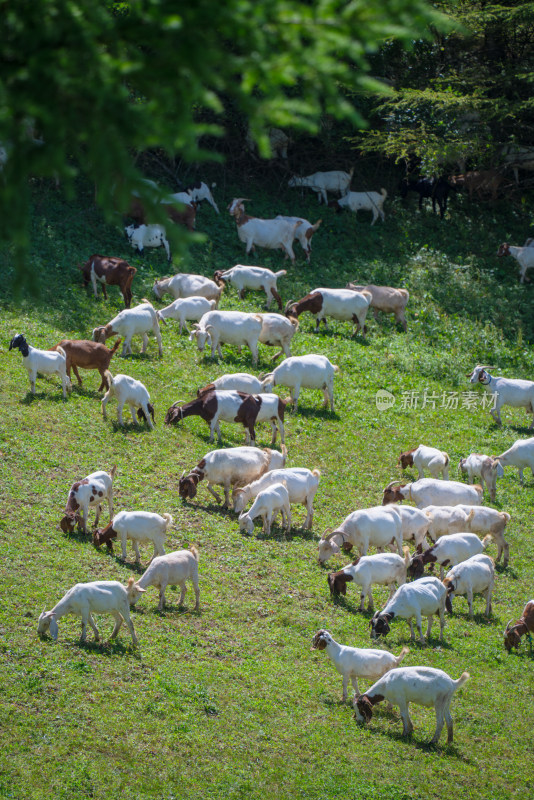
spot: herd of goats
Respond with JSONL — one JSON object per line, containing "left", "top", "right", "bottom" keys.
{"left": 7, "top": 168, "right": 534, "bottom": 747}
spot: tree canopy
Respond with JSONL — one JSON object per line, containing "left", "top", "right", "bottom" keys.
{"left": 0, "top": 0, "right": 450, "bottom": 289}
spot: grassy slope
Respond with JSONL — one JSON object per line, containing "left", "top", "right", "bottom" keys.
{"left": 1, "top": 176, "right": 534, "bottom": 800}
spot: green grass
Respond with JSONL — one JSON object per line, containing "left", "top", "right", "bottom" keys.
{"left": 1, "top": 175, "right": 534, "bottom": 800}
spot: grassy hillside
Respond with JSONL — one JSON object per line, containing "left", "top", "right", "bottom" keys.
{"left": 1, "top": 175, "right": 533, "bottom": 800}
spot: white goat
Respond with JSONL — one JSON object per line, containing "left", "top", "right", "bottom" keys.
{"left": 37, "top": 579, "right": 139, "bottom": 645}
{"left": 443, "top": 554, "right": 495, "bottom": 617}
{"left": 60, "top": 467, "right": 116, "bottom": 534}
{"left": 423, "top": 504, "right": 510, "bottom": 567}
{"left": 275, "top": 216, "right": 322, "bottom": 261}
{"left": 497, "top": 242, "right": 534, "bottom": 283}
{"left": 354, "top": 666, "right": 469, "bottom": 744}
{"left": 198, "top": 372, "right": 265, "bottom": 396}
{"left": 92, "top": 300, "right": 163, "bottom": 357}
{"left": 214, "top": 265, "right": 286, "bottom": 309}
{"left": 408, "top": 533, "right": 491, "bottom": 581}
{"left": 178, "top": 445, "right": 287, "bottom": 507}
{"left": 385, "top": 506, "right": 431, "bottom": 549}
{"left": 288, "top": 169, "right": 353, "bottom": 204}
{"left": 370, "top": 576, "right": 447, "bottom": 643}
{"left": 311, "top": 629, "right": 409, "bottom": 702}
{"left": 397, "top": 445, "right": 450, "bottom": 479}
{"left": 318, "top": 506, "right": 403, "bottom": 565}
{"left": 130, "top": 547, "right": 200, "bottom": 611}
{"left": 189, "top": 310, "right": 263, "bottom": 365}
{"left": 257, "top": 313, "right": 299, "bottom": 361}
{"left": 125, "top": 224, "right": 170, "bottom": 260}
{"left": 95, "top": 510, "right": 172, "bottom": 564}
{"left": 494, "top": 436, "right": 534, "bottom": 485}
{"left": 261, "top": 354, "right": 340, "bottom": 413}
{"left": 382, "top": 478, "right": 483, "bottom": 509}
{"left": 9, "top": 334, "right": 71, "bottom": 399}
{"left": 156, "top": 296, "right": 216, "bottom": 334}
{"left": 458, "top": 453, "right": 502, "bottom": 501}
{"left": 238, "top": 481, "right": 291, "bottom": 536}
{"left": 101, "top": 371, "right": 155, "bottom": 429}
{"left": 153, "top": 273, "right": 222, "bottom": 305}
{"left": 331, "top": 189, "right": 387, "bottom": 224}
{"left": 328, "top": 550, "right": 411, "bottom": 612}
{"left": 227, "top": 199, "right": 302, "bottom": 264}
{"left": 469, "top": 365, "right": 534, "bottom": 428}
{"left": 285, "top": 288, "right": 372, "bottom": 336}
{"left": 233, "top": 467, "right": 321, "bottom": 529}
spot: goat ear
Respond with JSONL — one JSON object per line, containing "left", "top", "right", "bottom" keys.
{"left": 49, "top": 618, "right": 59, "bottom": 641}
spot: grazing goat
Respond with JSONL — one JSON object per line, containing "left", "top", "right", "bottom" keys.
{"left": 101, "top": 371, "right": 155, "bottom": 429}
{"left": 311, "top": 629, "right": 409, "bottom": 702}
{"left": 51, "top": 338, "right": 120, "bottom": 391}
{"left": 238, "top": 481, "right": 291, "bottom": 536}
{"left": 458, "top": 454, "right": 502, "bottom": 501}
{"left": 189, "top": 310, "right": 263, "bottom": 365}
{"left": 443, "top": 554, "right": 494, "bottom": 617}
{"left": 288, "top": 169, "right": 353, "bottom": 204}
{"left": 370, "top": 576, "right": 447, "bottom": 643}
{"left": 398, "top": 445, "right": 450, "bottom": 480}
{"left": 503, "top": 600, "right": 534, "bottom": 652}
{"left": 382, "top": 478, "right": 482, "bottom": 509}
{"left": 318, "top": 506, "right": 403, "bottom": 565}
{"left": 345, "top": 283, "right": 409, "bottom": 331}
{"left": 329, "top": 189, "right": 387, "bottom": 224}
{"left": 285, "top": 288, "right": 371, "bottom": 336}
{"left": 494, "top": 436, "right": 534, "bottom": 486}
{"left": 198, "top": 372, "right": 264, "bottom": 396}
{"left": 227, "top": 199, "right": 301, "bottom": 263}
{"left": 165, "top": 390, "right": 288, "bottom": 446}
{"left": 449, "top": 170, "right": 507, "bottom": 202}
{"left": 497, "top": 242, "right": 534, "bottom": 283}
{"left": 78, "top": 254, "right": 137, "bottom": 308}
{"left": 274, "top": 216, "right": 322, "bottom": 261}
{"left": 92, "top": 300, "right": 163, "bottom": 357}
{"left": 60, "top": 467, "right": 116, "bottom": 534}
{"left": 153, "top": 273, "right": 222, "bottom": 305}
{"left": 129, "top": 547, "right": 200, "bottom": 611}
{"left": 423, "top": 504, "right": 510, "bottom": 567}
{"left": 354, "top": 667, "right": 469, "bottom": 744}
{"left": 178, "top": 445, "right": 287, "bottom": 507}
{"left": 385, "top": 506, "right": 431, "bottom": 549}
{"left": 261, "top": 354, "right": 340, "bottom": 413}
{"left": 399, "top": 177, "right": 451, "bottom": 219}
{"left": 9, "top": 334, "right": 71, "bottom": 399}
{"left": 469, "top": 365, "right": 534, "bottom": 428}
{"left": 125, "top": 223, "right": 171, "bottom": 261}
{"left": 156, "top": 296, "right": 216, "bottom": 334}
{"left": 233, "top": 467, "right": 321, "bottom": 529}
{"left": 213, "top": 265, "right": 286, "bottom": 309}
{"left": 38, "top": 579, "right": 140, "bottom": 645}
{"left": 408, "top": 533, "right": 491, "bottom": 580}
{"left": 94, "top": 510, "right": 172, "bottom": 564}
{"left": 328, "top": 550, "right": 411, "bottom": 611}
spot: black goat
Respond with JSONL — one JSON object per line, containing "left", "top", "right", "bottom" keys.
{"left": 399, "top": 177, "right": 453, "bottom": 220}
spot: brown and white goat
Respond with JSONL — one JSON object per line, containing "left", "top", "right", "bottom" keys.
{"left": 60, "top": 467, "right": 116, "bottom": 534}
{"left": 78, "top": 255, "right": 137, "bottom": 308}
{"left": 51, "top": 339, "right": 121, "bottom": 391}
{"left": 504, "top": 600, "right": 534, "bottom": 652}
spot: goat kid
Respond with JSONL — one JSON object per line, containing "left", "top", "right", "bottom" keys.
{"left": 60, "top": 466, "right": 116, "bottom": 534}
{"left": 238, "top": 480, "right": 291, "bottom": 536}
{"left": 129, "top": 547, "right": 200, "bottom": 611}
{"left": 328, "top": 549, "right": 411, "bottom": 612}
{"left": 101, "top": 371, "right": 155, "bottom": 429}
{"left": 94, "top": 510, "right": 172, "bottom": 563}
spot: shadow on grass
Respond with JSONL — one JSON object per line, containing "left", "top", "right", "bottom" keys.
{"left": 495, "top": 563, "right": 518, "bottom": 579}
{"left": 20, "top": 389, "right": 67, "bottom": 405}
{"left": 357, "top": 720, "right": 473, "bottom": 760}
{"left": 294, "top": 405, "right": 340, "bottom": 421}
{"left": 253, "top": 524, "right": 318, "bottom": 543}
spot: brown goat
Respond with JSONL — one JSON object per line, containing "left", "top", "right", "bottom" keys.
{"left": 79, "top": 255, "right": 137, "bottom": 308}
{"left": 51, "top": 339, "right": 121, "bottom": 391}
{"left": 448, "top": 170, "right": 509, "bottom": 202}
{"left": 504, "top": 600, "right": 534, "bottom": 652}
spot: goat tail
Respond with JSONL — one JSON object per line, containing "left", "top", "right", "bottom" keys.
{"left": 275, "top": 270, "right": 287, "bottom": 278}
{"left": 398, "top": 289, "right": 410, "bottom": 301}
{"left": 473, "top": 484, "right": 483, "bottom": 495}
{"left": 500, "top": 512, "right": 511, "bottom": 523}
{"left": 109, "top": 464, "right": 118, "bottom": 480}
{"left": 190, "top": 545, "right": 199, "bottom": 561}
{"left": 381, "top": 188, "right": 388, "bottom": 198}
{"left": 333, "top": 364, "right": 340, "bottom": 373}
{"left": 312, "top": 469, "right": 321, "bottom": 479}
{"left": 104, "top": 369, "right": 114, "bottom": 387}
{"left": 162, "top": 513, "right": 174, "bottom": 530}
{"left": 396, "top": 646, "right": 410, "bottom": 665}
{"left": 454, "top": 671, "right": 470, "bottom": 690}
{"left": 482, "top": 534, "right": 492, "bottom": 550}
{"left": 109, "top": 338, "right": 122, "bottom": 355}
{"left": 403, "top": 546, "right": 411, "bottom": 568}
{"left": 56, "top": 346, "right": 67, "bottom": 360}
{"left": 443, "top": 452, "right": 450, "bottom": 467}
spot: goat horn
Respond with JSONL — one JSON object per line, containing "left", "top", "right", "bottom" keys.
{"left": 180, "top": 470, "right": 186, "bottom": 479}
{"left": 324, "top": 530, "right": 344, "bottom": 542}
{"left": 284, "top": 299, "right": 296, "bottom": 313}
{"left": 504, "top": 619, "right": 514, "bottom": 634}
{"left": 171, "top": 400, "right": 185, "bottom": 408}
